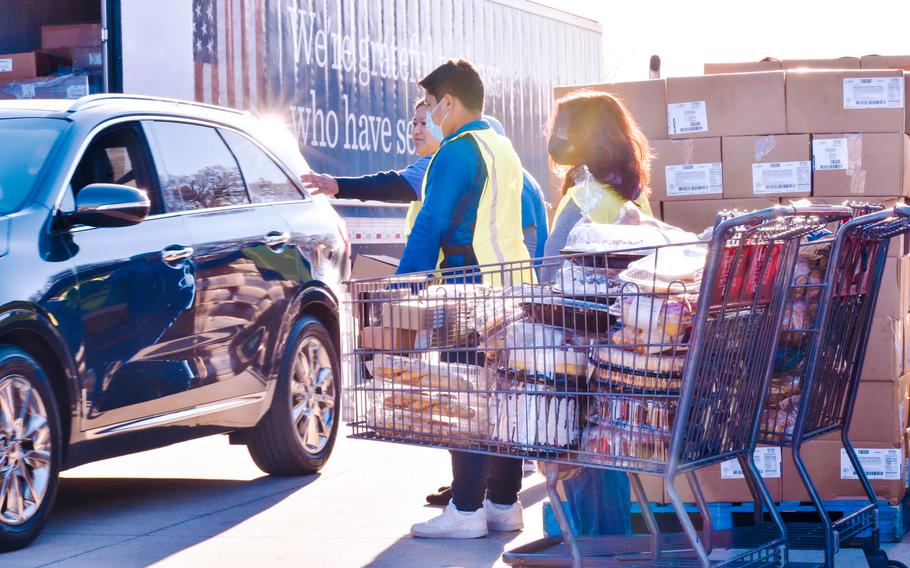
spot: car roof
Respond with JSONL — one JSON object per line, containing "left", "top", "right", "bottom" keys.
{"left": 0, "top": 99, "right": 73, "bottom": 117}
{"left": 0, "top": 95, "right": 257, "bottom": 128}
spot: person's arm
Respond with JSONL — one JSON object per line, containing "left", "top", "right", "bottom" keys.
{"left": 301, "top": 168, "right": 418, "bottom": 202}
{"left": 544, "top": 198, "right": 582, "bottom": 257}
{"left": 335, "top": 171, "right": 416, "bottom": 202}
{"left": 396, "top": 139, "right": 477, "bottom": 275}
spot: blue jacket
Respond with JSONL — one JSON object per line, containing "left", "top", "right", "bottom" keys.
{"left": 397, "top": 120, "right": 491, "bottom": 275}
{"left": 521, "top": 171, "right": 549, "bottom": 258}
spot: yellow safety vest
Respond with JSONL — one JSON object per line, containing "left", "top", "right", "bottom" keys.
{"left": 404, "top": 128, "right": 534, "bottom": 287}
{"left": 552, "top": 181, "right": 652, "bottom": 227}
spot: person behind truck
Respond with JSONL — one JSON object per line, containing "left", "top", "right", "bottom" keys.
{"left": 401, "top": 58, "right": 531, "bottom": 539}
{"left": 301, "top": 100, "right": 440, "bottom": 200}
{"left": 537, "top": 90, "right": 655, "bottom": 536}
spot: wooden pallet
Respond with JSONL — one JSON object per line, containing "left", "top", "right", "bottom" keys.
{"left": 543, "top": 494, "right": 910, "bottom": 543}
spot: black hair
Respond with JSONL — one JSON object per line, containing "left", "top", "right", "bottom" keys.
{"left": 419, "top": 59, "right": 485, "bottom": 112}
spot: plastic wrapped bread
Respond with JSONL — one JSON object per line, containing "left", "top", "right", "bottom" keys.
{"left": 489, "top": 382, "right": 580, "bottom": 448}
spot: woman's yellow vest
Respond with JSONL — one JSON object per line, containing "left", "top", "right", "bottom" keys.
{"left": 403, "top": 128, "right": 534, "bottom": 286}
{"left": 552, "top": 181, "right": 652, "bottom": 226}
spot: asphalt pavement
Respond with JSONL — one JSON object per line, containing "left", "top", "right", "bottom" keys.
{"left": 4, "top": 429, "right": 549, "bottom": 567}
{"left": 8, "top": 427, "right": 910, "bottom": 567}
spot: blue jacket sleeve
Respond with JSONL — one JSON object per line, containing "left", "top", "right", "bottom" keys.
{"left": 398, "top": 155, "right": 432, "bottom": 195}
{"left": 521, "top": 171, "right": 550, "bottom": 258}
{"left": 335, "top": 170, "right": 417, "bottom": 202}
{"left": 396, "top": 138, "right": 478, "bottom": 275}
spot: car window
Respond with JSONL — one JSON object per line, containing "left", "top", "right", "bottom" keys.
{"left": 219, "top": 129, "right": 303, "bottom": 203}
{"left": 0, "top": 118, "right": 67, "bottom": 215}
{"left": 70, "top": 124, "right": 160, "bottom": 212}
{"left": 144, "top": 121, "right": 249, "bottom": 212}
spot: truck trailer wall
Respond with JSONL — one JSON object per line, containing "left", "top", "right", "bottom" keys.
{"left": 122, "top": 0, "right": 601, "bottom": 195}
{"left": 120, "top": 0, "right": 195, "bottom": 99}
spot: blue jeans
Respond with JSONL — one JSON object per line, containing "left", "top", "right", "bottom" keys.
{"left": 562, "top": 468, "right": 631, "bottom": 535}
{"left": 451, "top": 451, "right": 523, "bottom": 512}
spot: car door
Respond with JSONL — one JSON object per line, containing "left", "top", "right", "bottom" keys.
{"left": 144, "top": 120, "right": 299, "bottom": 401}
{"left": 219, "top": 128, "right": 345, "bottom": 290}
{"left": 60, "top": 121, "right": 202, "bottom": 431}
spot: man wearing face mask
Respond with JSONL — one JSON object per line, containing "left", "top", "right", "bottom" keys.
{"left": 402, "top": 59, "right": 532, "bottom": 539}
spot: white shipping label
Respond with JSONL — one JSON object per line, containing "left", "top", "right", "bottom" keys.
{"left": 66, "top": 85, "right": 88, "bottom": 99}
{"left": 751, "top": 161, "right": 811, "bottom": 194}
{"left": 0, "top": 59, "right": 12, "bottom": 73}
{"left": 665, "top": 163, "right": 723, "bottom": 197}
{"left": 812, "top": 138, "right": 849, "bottom": 171}
{"left": 840, "top": 448, "right": 902, "bottom": 480}
{"left": 721, "top": 447, "right": 782, "bottom": 479}
{"left": 667, "top": 101, "right": 708, "bottom": 135}
{"left": 843, "top": 77, "right": 905, "bottom": 109}
{"left": 88, "top": 52, "right": 102, "bottom": 66}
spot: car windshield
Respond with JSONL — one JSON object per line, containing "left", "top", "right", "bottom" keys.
{"left": 0, "top": 117, "right": 67, "bottom": 214}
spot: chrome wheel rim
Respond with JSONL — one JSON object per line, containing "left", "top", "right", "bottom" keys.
{"left": 0, "top": 375, "right": 52, "bottom": 526}
{"left": 291, "top": 336, "right": 336, "bottom": 455}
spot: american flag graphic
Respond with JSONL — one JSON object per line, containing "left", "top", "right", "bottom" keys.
{"left": 193, "top": 0, "right": 265, "bottom": 109}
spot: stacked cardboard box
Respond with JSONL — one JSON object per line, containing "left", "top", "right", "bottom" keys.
{"left": 0, "top": 22, "right": 101, "bottom": 100}
{"left": 554, "top": 55, "right": 910, "bottom": 506}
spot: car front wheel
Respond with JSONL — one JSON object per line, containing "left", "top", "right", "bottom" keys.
{"left": 247, "top": 316, "right": 340, "bottom": 475}
{"left": 0, "top": 346, "right": 62, "bottom": 551}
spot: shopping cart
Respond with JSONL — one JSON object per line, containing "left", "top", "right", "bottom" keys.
{"left": 756, "top": 205, "right": 910, "bottom": 568}
{"left": 344, "top": 205, "right": 850, "bottom": 567}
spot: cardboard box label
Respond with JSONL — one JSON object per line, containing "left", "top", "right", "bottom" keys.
{"left": 667, "top": 101, "right": 708, "bottom": 135}
{"left": 66, "top": 84, "right": 88, "bottom": 99}
{"left": 0, "top": 59, "right": 11, "bottom": 73}
{"left": 89, "top": 52, "right": 102, "bottom": 66}
{"left": 721, "top": 447, "right": 781, "bottom": 479}
{"left": 665, "top": 163, "right": 722, "bottom": 197}
{"left": 840, "top": 448, "right": 902, "bottom": 480}
{"left": 751, "top": 161, "right": 811, "bottom": 194}
{"left": 812, "top": 138, "right": 849, "bottom": 171}
{"left": 843, "top": 77, "right": 905, "bottom": 109}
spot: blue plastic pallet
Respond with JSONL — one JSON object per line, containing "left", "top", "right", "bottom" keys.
{"left": 543, "top": 495, "right": 910, "bottom": 543}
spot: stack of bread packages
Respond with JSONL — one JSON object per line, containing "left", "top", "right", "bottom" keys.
{"left": 554, "top": 54, "right": 910, "bottom": 506}
{"left": 360, "top": 282, "right": 499, "bottom": 445}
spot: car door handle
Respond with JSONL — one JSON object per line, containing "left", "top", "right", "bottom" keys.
{"left": 263, "top": 231, "right": 291, "bottom": 249}
{"left": 161, "top": 245, "right": 194, "bottom": 265}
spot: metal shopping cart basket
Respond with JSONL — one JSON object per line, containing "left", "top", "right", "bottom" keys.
{"left": 344, "top": 205, "right": 850, "bottom": 567}
{"left": 756, "top": 205, "right": 910, "bottom": 568}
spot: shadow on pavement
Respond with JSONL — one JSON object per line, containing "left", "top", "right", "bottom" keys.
{"left": 371, "top": 478, "right": 549, "bottom": 568}
{"left": 6, "top": 474, "right": 319, "bottom": 566}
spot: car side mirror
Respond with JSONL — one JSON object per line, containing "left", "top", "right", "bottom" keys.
{"left": 64, "top": 184, "right": 151, "bottom": 228}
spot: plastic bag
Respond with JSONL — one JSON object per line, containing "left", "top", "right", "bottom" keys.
{"left": 561, "top": 166, "right": 696, "bottom": 253}
{"left": 618, "top": 245, "right": 707, "bottom": 294}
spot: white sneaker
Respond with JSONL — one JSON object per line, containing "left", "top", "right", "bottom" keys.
{"left": 522, "top": 460, "right": 537, "bottom": 474}
{"left": 410, "top": 500, "right": 488, "bottom": 539}
{"left": 484, "top": 499, "right": 524, "bottom": 532}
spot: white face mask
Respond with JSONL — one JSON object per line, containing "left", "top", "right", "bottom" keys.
{"left": 425, "top": 98, "right": 450, "bottom": 141}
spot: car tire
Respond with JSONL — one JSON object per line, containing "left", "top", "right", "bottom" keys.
{"left": 247, "top": 316, "right": 340, "bottom": 476}
{"left": 0, "top": 346, "right": 62, "bottom": 552}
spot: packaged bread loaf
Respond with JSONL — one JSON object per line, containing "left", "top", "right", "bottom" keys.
{"left": 368, "top": 355, "right": 488, "bottom": 391}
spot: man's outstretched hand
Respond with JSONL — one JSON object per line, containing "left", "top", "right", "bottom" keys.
{"left": 301, "top": 172, "right": 339, "bottom": 196}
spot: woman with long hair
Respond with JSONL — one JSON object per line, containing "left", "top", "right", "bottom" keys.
{"left": 543, "top": 91, "right": 653, "bottom": 257}
{"left": 540, "top": 90, "right": 654, "bottom": 535}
